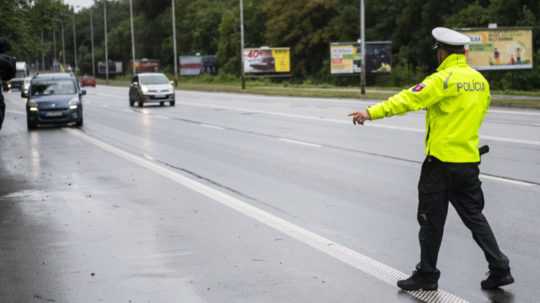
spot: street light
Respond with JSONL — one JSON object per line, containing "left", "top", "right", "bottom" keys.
{"left": 90, "top": 8, "right": 96, "bottom": 77}
{"left": 129, "top": 0, "right": 136, "bottom": 75}
{"left": 171, "top": 0, "right": 178, "bottom": 85}
{"left": 359, "top": 0, "right": 366, "bottom": 95}
{"left": 103, "top": 0, "right": 109, "bottom": 83}
{"left": 41, "top": 30, "right": 45, "bottom": 70}
{"left": 60, "top": 19, "right": 66, "bottom": 67}
{"left": 72, "top": 6, "right": 79, "bottom": 74}
{"left": 239, "top": 0, "right": 245, "bottom": 90}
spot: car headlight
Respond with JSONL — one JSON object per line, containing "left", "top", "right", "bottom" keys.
{"left": 169, "top": 84, "right": 174, "bottom": 93}
{"left": 69, "top": 97, "right": 80, "bottom": 109}
{"left": 28, "top": 101, "right": 38, "bottom": 111}
{"left": 141, "top": 86, "right": 149, "bottom": 94}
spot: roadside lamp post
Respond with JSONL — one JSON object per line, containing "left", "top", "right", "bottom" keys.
{"left": 90, "top": 9, "right": 96, "bottom": 77}
{"left": 172, "top": 0, "right": 178, "bottom": 86}
{"left": 104, "top": 0, "right": 109, "bottom": 83}
{"left": 60, "top": 19, "right": 66, "bottom": 68}
{"left": 239, "top": 0, "right": 245, "bottom": 90}
{"left": 359, "top": 0, "right": 366, "bottom": 95}
{"left": 73, "top": 6, "right": 79, "bottom": 74}
{"left": 129, "top": 0, "right": 136, "bottom": 75}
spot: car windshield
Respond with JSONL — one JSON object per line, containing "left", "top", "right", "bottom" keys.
{"left": 140, "top": 74, "right": 168, "bottom": 85}
{"left": 31, "top": 79, "right": 76, "bottom": 96}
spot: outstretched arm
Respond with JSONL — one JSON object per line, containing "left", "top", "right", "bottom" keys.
{"left": 349, "top": 73, "right": 449, "bottom": 125}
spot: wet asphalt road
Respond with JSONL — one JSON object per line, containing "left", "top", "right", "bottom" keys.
{"left": 1, "top": 86, "right": 539, "bottom": 303}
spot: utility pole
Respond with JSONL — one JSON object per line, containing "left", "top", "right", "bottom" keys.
{"left": 60, "top": 20, "right": 66, "bottom": 67}
{"left": 104, "top": 0, "right": 109, "bottom": 83}
{"left": 90, "top": 9, "right": 96, "bottom": 77}
{"left": 129, "top": 0, "right": 136, "bottom": 75}
{"left": 359, "top": 0, "right": 366, "bottom": 95}
{"left": 53, "top": 29, "right": 57, "bottom": 68}
{"left": 72, "top": 6, "right": 78, "bottom": 74}
{"left": 172, "top": 0, "right": 178, "bottom": 85}
{"left": 239, "top": 0, "right": 245, "bottom": 90}
{"left": 41, "top": 30, "right": 45, "bottom": 71}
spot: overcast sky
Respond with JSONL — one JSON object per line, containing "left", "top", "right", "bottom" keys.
{"left": 63, "top": 0, "right": 94, "bottom": 11}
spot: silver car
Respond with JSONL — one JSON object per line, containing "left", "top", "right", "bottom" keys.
{"left": 129, "top": 73, "right": 175, "bottom": 107}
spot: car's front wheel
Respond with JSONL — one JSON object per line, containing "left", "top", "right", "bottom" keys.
{"left": 27, "top": 119, "right": 36, "bottom": 131}
{"left": 170, "top": 101, "right": 175, "bottom": 106}
{"left": 75, "top": 117, "right": 83, "bottom": 128}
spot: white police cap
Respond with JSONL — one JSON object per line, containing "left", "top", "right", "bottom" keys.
{"left": 432, "top": 27, "right": 470, "bottom": 46}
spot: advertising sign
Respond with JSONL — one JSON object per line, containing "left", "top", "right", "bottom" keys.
{"left": 98, "top": 61, "right": 123, "bottom": 75}
{"left": 243, "top": 47, "right": 290, "bottom": 74}
{"left": 180, "top": 55, "right": 218, "bottom": 76}
{"left": 130, "top": 59, "right": 160, "bottom": 73}
{"left": 180, "top": 56, "right": 202, "bottom": 76}
{"left": 462, "top": 28, "right": 533, "bottom": 70}
{"left": 330, "top": 42, "right": 392, "bottom": 75}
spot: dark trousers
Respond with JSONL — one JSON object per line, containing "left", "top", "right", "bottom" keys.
{"left": 0, "top": 92, "right": 4, "bottom": 130}
{"left": 416, "top": 156, "right": 510, "bottom": 274}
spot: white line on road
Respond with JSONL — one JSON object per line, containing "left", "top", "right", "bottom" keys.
{"left": 66, "top": 128, "right": 469, "bottom": 303}
{"left": 490, "top": 109, "right": 540, "bottom": 116}
{"left": 143, "top": 154, "right": 155, "bottom": 161}
{"left": 93, "top": 93, "right": 540, "bottom": 146}
{"left": 480, "top": 175, "right": 533, "bottom": 187}
{"left": 279, "top": 138, "right": 322, "bottom": 148}
{"left": 173, "top": 101, "right": 540, "bottom": 146}
{"left": 200, "top": 124, "right": 225, "bottom": 130}
{"left": 6, "top": 110, "right": 25, "bottom": 115}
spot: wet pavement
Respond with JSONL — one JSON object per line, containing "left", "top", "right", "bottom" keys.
{"left": 1, "top": 87, "right": 539, "bottom": 303}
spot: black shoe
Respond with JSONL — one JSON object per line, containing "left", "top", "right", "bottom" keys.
{"left": 397, "top": 270, "right": 439, "bottom": 291}
{"left": 481, "top": 270, "right": 514, "bottom": 290}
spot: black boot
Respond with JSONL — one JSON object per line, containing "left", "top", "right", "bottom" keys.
{"left": 397, "top": 270, "right": 439, "bottom": 291}
{"left": 481, "top": 269, "right": 514, "bottom": 290}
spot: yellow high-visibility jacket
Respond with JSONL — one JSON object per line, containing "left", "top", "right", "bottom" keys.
{"left": 367, "top": 54, "right": 490, "bottom": 163}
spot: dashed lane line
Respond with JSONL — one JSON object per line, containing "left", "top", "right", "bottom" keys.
{"left": 279, "top": 138, "right": 322, "bottom": 148}
{"left": 66, "top": 128, "right": 470, "bottom": 303}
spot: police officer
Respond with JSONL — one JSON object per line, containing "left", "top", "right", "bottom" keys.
{"left": 349, "top": 27, "right": 513, "bottom": 291}
{"left": 0, "top": 37, "right": 16, "bottom": 130}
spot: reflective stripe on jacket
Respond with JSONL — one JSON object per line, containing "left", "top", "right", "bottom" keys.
{"left": 367, "top": 54, "right": 490, "bottom": 163}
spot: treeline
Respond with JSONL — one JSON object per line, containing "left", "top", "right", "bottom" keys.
{"left": 1, "top": 0, "right": 539, "bottom": 90}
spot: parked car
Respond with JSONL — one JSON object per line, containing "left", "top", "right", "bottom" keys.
{"left": 25, "top": 73, "right": 85, "bottom": 130}
{"left": 129, "top": 73, "right": 175, "bottom": 107}
{"left": 80, "top": 75, "right": 96, "bottom": 87}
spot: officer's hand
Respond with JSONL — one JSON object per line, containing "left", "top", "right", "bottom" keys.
{"left": 348, "top": 110, "right": 370, "bottom": 126}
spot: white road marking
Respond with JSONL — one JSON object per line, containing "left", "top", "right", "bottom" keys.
{"left": 279, "top": 138, "right": 322, "bottom": 148}
{"left": 143, "top": 154, "right": 155, "bottom": 161}
{"left": 480, "top": 175, "right": 533, "bottom": 187}
{"left": 93, "top": 93, "right": 540, "bottom": 146}
{"left": 490, "top": 109, "right": 540, "bottom": 116}
{"left": 200, "top": 124, "right": 225, "bottom": 130}
{"left": 66, "top": 128, "right": 469, "bottom": 303}
{"left": 173, "top": 101, "right": 540, "bottom": 146}
{"left": 6, "top": 110, "right": 25, "bottom": 115}
{"left": 481, "top": 135, "right": 540, "bottom": 146}
{"left": 152, "top": 115, "right": 169, "bottom": 120}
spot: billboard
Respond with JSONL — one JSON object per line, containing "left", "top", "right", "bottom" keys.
{"left": 98, "top": 61, "right": 123, "bottom": 75}
{"left": 462, "top": 28, "right": 533, "bottom": 70}
{"left": 243, "top": 47, "right": 290, "bottom": 74}
{"left": 180, "top": 56, "right": 203, "bottom": 76}
{"left": 330, "top": 42, "right": 392, "bottom": 75}
{"left": 180, "top": 55, "right": 217, "bottom": 76}
{"left": 130, "top": 59, "right": 160, "bottom": 73}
